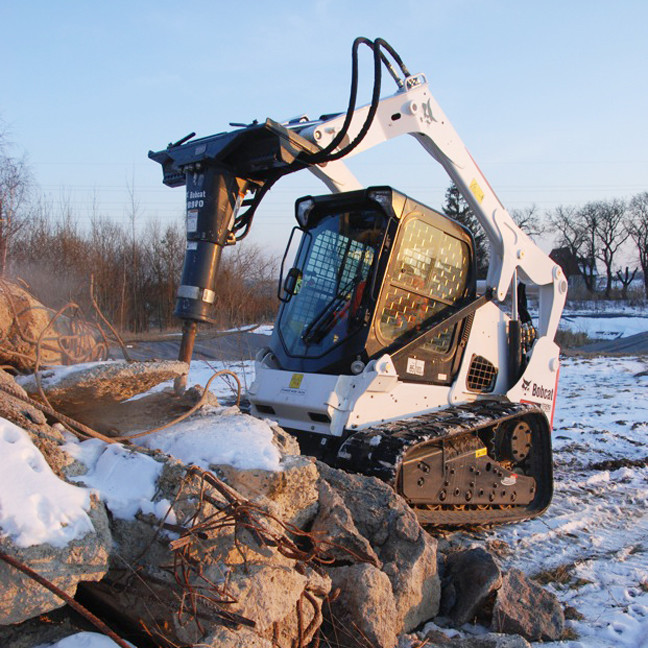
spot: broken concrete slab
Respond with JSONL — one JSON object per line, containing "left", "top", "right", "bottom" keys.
{"left": 19, "top": 360, "right": 188, "bottom": 409}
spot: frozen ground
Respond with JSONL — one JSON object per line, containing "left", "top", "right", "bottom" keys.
{"left": 441, "top": 355, "right": 648, "bottom": 648}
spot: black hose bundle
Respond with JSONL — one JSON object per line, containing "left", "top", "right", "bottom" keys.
{"left": 230, "top": 37, "right": 410, "bottom": 242}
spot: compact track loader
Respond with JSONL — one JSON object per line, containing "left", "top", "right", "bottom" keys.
{"left": 150, "top": 37, "right": 567, "bottom": 524}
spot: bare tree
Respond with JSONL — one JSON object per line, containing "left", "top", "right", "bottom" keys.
{"left": 575, "top": 202, "right": 601, "bottom": 294}
{"left": 628, "top": 191, "right": 648, "bottom": 298}
{"left": 143, "top": 220, "right": 184, "bottom": 329}
{"left": 548, "top": 205, "right": 597, "bottom": 292}
{"left": 616, "top": 266, "right": 637, "bottom": 300}
{"left": 0, "top": 124, "right": 32, "bottom": 275}
{"left": 511, "top": 204, "right": 545, "bottom": 240}
{"left": 586, "top": 199, "right": 627, "bottom": 298}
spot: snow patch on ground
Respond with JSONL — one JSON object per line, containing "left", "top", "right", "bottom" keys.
{"left": 560, "top": 315, "right": 648, "bottom": 340}
{"left": 222, "top": 323, "right": 274, "bottom": 335}
{"left": 126, "top": 359, "right": 255, "bottom": 403}
{"left": 0, "top": 418, "right": 93, "bottom": 548}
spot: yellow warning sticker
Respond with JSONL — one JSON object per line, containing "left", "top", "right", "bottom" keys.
{"left": 289, "top": 373, "right": 304, "bottom": 389}
{"left": 469, "top": 179, "right": 485, "bottom": 204}
{"left": 475, "top": 447, "right": 487, "bottom": 458}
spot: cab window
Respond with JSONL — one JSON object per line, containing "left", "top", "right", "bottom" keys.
{"left": 377, "top": 216, "right": 470, "bottom": 352}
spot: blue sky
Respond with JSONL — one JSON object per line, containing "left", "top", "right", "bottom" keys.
{"left": 1, "top": 0, "right": 646, "bottom": 254}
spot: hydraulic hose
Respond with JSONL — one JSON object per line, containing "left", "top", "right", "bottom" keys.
{"left": 231, "top": 37, "right": 411, "bottom": 242}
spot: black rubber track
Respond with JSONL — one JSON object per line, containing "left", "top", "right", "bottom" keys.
{"left": 336, "top": 401, "right": 553, "bottom": 526}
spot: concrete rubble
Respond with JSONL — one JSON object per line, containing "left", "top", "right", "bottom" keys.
{"left": 0, "top": 358, "right": 567, "bottom": 647}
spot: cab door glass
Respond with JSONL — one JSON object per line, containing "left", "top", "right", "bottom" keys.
{"left": 377, "top": 216, "right": 469, "bottom": 352}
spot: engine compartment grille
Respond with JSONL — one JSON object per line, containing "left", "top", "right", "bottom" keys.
{"left": 466, "top": 354, "right": 497, "bottom": 392}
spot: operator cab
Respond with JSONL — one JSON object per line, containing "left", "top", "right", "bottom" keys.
{"left": 269, "top": 187, "right": 477, "bottom": 386}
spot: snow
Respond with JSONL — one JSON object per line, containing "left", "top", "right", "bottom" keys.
{"left": 560, "top": 315, "right": 647, "bottom": 340}
{"left": 35, "top": 632, "right": 133, "bottom": 647}
{"left": 59, "top": 361, "right": 282, "bottom": 521}
{"left": 0, "top": 418, "right": 93, "bottom": 548}
{"left": 138, "top": 405, "right": 282, "bottom": 472}
{"left": 63, "top": 439, "right": 175, "bottom": 522}
{"left": 15, "top": 361, "right": 119, "bottom": 390}
{"left": 222, "top": 323, "right": 274, "bottom": 335}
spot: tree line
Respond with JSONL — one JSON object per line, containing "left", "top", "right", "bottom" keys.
{"left": 5, "top": 198, "right": 278, "bottom": 333}
{"left": 2, "top": 122, "right": 647, "bottom": 336}
{"left": 443, "top": 184, "right": 648, "bottom": 299}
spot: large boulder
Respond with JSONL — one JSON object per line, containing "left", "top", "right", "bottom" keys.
{"left": 79, "top": 452, "right": 331, "bottom": 648}
{"left": 315, "top": 462, "right": 441, "bottom": 635}
{"left": 310, "top": 479, "right": 380, "bottom": 565}
{"left": 327, "top": 563, "right": 398, "bottom": 648}
{"left": 0, "top": 280, "right": 105, "bottom": 371}
{"left": 0, "top": 498, "right": 111, "bottom": 626}
{"left": 491, "top": 568, "right": 565, "bottom": 641}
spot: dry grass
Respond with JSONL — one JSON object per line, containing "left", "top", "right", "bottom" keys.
{"left": 533, "top": 563, "right": 574, "bottom": 586}
{"left": 555, "top": 329, "right": 591, "bottom": 350}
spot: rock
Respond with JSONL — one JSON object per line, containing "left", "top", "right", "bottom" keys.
{"left": 0, "top": 280, "right": 106, "bottom": 371}
{"left": 0, "top": 371, "right": 74, "bottom": 478}
{"left": 310, "top": 480, "right": 380, "bottom": 565}
{"left": 327, "top": 563, "right": 399, "bottom": 648}
{"left": 441, "top": 547, "right": 502, "bottom": 625}
{"left": 222, "top": 553, "right": 330, "bottom": 648}
{"left": 0, "top": 396, "right": 113, "bottom": 625}
{"left": 216, "top": 454, "right": 320, "bottom": 528}
{"left": 316, "top": 462, "right": 440, "bottom": 632}
{"left": 457, "top": 634, "right": 532, "bottom": 648}
{"left": 202, "top": 625, "right": 274, "bottom": 648}
{"left": 420, "top": 628, "right": 531, "bottom": 648}
{"left": 80, "top": 455, "right": 330, "bottom": 648}
{"left": 0, "top": 495, "right": 111, "bottom": 625}
{"left": 491, "top": 568, "right": 565, "bottom": 641}
{"left": 270, "top": 423, "right": 301, "bottom": 456}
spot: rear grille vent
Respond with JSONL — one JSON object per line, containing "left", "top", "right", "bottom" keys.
{"left": 308, "top": 412, "right": 331, "bottom": 423}
{"left": 255, "top": 404, "right": 276, "bottom": 415}
{"left": 466, "top": 355, "right": 498, "bottom": 392}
